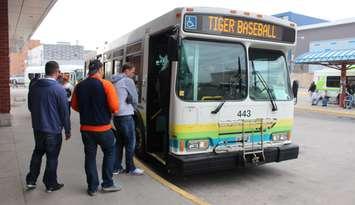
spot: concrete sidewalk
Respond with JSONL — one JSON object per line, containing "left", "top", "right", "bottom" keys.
{"left": 0, "top": 126, "right": 26, "bottom": 205}
{"left": 1, "top": 88, "right": 193, "bottom": 205}
{"left": 295, "top": 89, "right": 355, "bottom": 119}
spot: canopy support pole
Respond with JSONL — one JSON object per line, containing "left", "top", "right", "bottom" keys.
{"left": 339, "top": 63, "right": 347, "bottom": 108}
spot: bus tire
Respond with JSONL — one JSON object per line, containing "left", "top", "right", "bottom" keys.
{"left": 134, "top": 112, "right": 146, "bottom": 158}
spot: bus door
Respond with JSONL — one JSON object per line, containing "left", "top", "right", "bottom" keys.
{"left": 146, "top": 29, "right": 174, "bottom": 156}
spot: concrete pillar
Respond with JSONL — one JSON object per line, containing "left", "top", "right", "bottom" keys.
{"left": 0, "top": 0, "right": 11, "bottom": 126}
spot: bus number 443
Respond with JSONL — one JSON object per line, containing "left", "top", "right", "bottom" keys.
{"left": 237, "top": 110, "right": 251, "bottom": 118}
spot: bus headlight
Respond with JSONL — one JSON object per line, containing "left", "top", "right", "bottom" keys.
{"left": 272, "top": 132, "right": 289, "bottom": 141}
{"left": 187, "top": 140, "right": 209, "bottom": 151}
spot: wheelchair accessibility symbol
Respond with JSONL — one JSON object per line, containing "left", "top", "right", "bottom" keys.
{"left": 185, "top": 15, "right": 197, "bottom": 30}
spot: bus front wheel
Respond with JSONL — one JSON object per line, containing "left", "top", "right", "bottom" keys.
{"left": 134, "top": 116, "right": 146, "bottom": 158}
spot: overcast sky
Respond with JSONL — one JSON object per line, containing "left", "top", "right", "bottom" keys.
{"left": 32, "top": 0, "right": 355, "bottom": 50}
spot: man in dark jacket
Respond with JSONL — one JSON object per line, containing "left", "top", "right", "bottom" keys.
{"left": 71, "top": 59, "right": 120, "bottom": 196}
{"left": 308, "top": 81, "right": 316, "bottom": 94}
{"left": 26, "top": 61, "right": 71, "bottom": 193}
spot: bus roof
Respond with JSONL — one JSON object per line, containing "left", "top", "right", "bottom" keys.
{"left": 314, "top": 68, "right": 355, "bottom": 76}
{"left": 106, "top": 7, "right": 296, "bottom": 51}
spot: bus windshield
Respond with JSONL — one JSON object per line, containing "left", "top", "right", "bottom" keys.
{"left": 249, "top": 48, "right": 292, "bottom": 101}
{"left": 176, "top": 39, "right": 247, "bottom": 101}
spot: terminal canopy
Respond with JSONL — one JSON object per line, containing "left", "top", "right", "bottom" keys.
{"left": 295, "top": 48, "right": 355, "bottom": 69}
{"left": 295, "top": 48, "right": 355, "bottom": 107}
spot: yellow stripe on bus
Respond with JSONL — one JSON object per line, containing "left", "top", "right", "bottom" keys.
{"left": 171, "top": 118, "right": 293, "bottom": 134}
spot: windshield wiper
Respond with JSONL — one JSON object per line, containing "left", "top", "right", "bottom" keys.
{"left": 211, "top": 101, "right": 225, "bottom": 114}
{"left": 251, "top": 61, "right": 278, "bottom": 111}
{"left": 237, "top": 57, "right": 242, "bottom": 94}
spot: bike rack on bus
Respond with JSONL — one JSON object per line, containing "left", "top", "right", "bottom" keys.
{"left": 241, "top": 118, "right": 265, "bottom": 165}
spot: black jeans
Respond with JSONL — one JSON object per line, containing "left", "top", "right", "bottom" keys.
{"left": 26, "top": 131, "right": 62, "bottom": 188}
{"left": 81, "top": 130, "right": 116, "bottom": 192}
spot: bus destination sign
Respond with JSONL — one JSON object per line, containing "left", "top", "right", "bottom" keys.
{"left": 183, "top": 14, "right": 296, "bottom": 44}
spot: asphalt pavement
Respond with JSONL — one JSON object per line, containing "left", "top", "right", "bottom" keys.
{"left": 170, "top": 111, "right": 355, "bottom": 205}
{"left": 2, "top": 87, "right": 355, "bottom": 205}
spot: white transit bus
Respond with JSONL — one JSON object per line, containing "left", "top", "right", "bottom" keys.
{"left": 87, "top": 7, "right": 299, "bottom": 175}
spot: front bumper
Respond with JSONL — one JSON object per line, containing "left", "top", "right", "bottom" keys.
{"left": 167, "top": 143, "right": 299, "bottom": 175}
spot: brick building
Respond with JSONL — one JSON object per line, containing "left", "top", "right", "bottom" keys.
{"left": 10, "top": 40, "right": 40, "bottom": 75}
{"left": 0, "top": 0, "right": 10, "bottom": 124}
{"left": 0, "top": 0, "right": 57, "bottom": 126}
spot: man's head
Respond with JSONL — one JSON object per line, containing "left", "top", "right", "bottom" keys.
{"left": 121, "top": 63, "right": 136, "bottom": 78}
{"left": 45, "top": 61, "right": 60, "bottom": 79}
{"left": 88, "top": 59, "right": 103, "bottom": 76}
{"left": 57, "top": 75, "right": 64, "bottom": 84}
{"left": 63, "top": 75, "right": 69, "bottom": 83}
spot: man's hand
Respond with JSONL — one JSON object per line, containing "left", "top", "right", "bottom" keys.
{"left": 65, "top": 133, "right": 71, "bottom": 140}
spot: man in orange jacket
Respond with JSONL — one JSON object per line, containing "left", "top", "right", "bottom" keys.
{"left": 71, "top": 59, "right": 120, "bottom": 196}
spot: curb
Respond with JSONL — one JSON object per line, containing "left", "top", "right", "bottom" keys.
{"left": 295, "top": 106, "right": 355, "bottom": 119}
{"left": 134, "top": 158, "right": 211, "bottom": 205}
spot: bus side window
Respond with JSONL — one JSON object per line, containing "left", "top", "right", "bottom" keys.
{"left": 103, "top": 61, "right": 113, "bottom": 80}
{"left": 326, "top": 76, "right": 340, "bottom": 87}
{"left": 103, "top": 62, "right": 107, "bottom": 79}
{"left": 126, "top": 55, "right": 143, "bottom": 103}
{"left": 113, "top": 60, "right": 122, "bottom": 75}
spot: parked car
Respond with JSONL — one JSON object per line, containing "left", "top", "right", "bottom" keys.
{"left": 9, "top": 74, "right": 25, "bottom": 87}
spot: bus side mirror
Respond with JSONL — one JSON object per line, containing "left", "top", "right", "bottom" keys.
{"left": 168, "top": 35, "right": 178, "bottom": 61}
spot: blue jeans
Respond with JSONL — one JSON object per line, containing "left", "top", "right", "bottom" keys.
{"left": 113, "top": 115, "right": 136, "bottom": 172}
{"left": 345, "top": 95, "right": 354, "bottom": 109}
{"left": 81, "top": 130, "right": 116, "bottom": 192}
{"left": 26, "top": 131, "right": 62, "bottom": 188}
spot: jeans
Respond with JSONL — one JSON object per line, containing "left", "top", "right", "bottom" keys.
{"left": 345, "top": 95, "right": 354, "bottom": 109}
{"left": 81, "top": 130, "right": 116, "bottom": 192}
{"left": 312, "top": 96, "right": 321, "bottom": 105}
{"left": 113, "top": 115, "right": 136, "bottom": 172}
{"left": 26, "top": 131, "right": 62, "bottom": 188}
{"left": 322, "top": 97, "right": 329, "bottom": 107}
{"left": 68, "top": 101, "right": 71, "bottom": 116}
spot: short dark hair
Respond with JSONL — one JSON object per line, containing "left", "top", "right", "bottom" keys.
{"left": 89, "top": 59, "right": 103, "bottom": 75}
{"left": 121, "top": 63, "right": 134, "bottom": 73}
{"left": 45, "top": 61, "right": 59, "bottom": 76}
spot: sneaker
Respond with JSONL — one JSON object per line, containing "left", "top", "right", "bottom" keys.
{"left": 46, "top": 183, "right": 64, "bottom": 193}
{"left": 102, "top": 183, "right": 122, "bottom": 192}
{"left": 113, "top": 168, "right": 125, "bottom": 175}
{"left": 25, "top": 183, "right": 36, "bottom": 191}
{"left": 128, "top": 168, "right": 144, "bottom": 175}
{"left": 87, "top": 189, "right": 97, "bottom": 197}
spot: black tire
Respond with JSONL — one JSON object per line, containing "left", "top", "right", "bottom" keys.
{"left": 134, "top": 114, "right": 146, "bottom": 158}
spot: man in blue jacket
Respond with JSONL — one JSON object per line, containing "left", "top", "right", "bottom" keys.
{"left": 26, "top": 61, "right": 71, "bottom": 193}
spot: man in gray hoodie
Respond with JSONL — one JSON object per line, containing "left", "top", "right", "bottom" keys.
{"left": 112, "top": 63, "right": 144, "bottom": 175}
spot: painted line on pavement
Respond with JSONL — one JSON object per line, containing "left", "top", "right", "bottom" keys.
{"left": 295, "top": 106, "right": 355, "bottom": 119}
{"left": 134, "top": 158, "right": 211, "bottom": 205}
